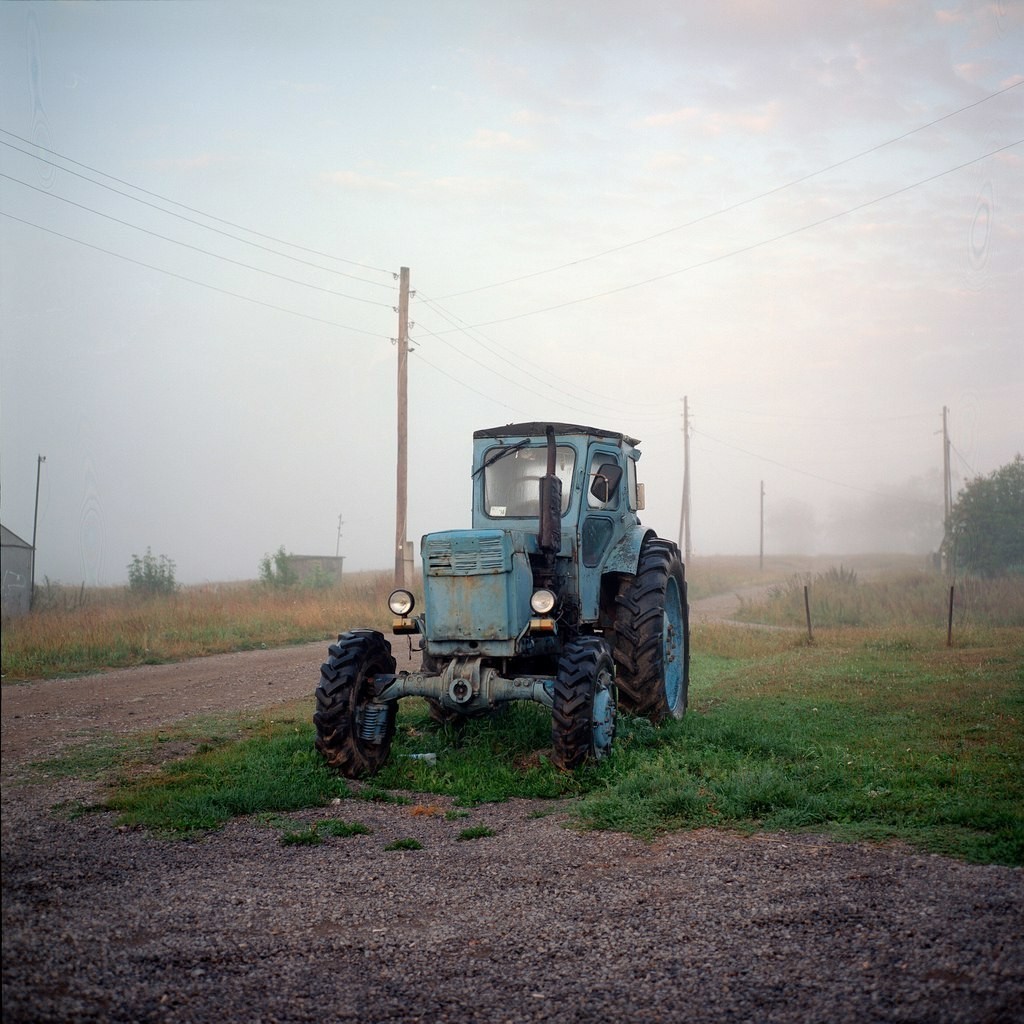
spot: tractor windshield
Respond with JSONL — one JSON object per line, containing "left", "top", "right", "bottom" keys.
{"left": 484, "top": 444, "right": 576, "bottom": 518}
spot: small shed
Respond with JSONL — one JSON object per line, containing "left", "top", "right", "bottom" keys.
{"left": 288, "top": 554, "right": 345, "bottom": 586}
{"left": 1, "top": 525, "right": 33, "bottom": 618}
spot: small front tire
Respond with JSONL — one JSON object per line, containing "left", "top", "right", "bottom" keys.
{"left": 314, "top": 630, "right": 397, "bottom": 778}
{"left": 551, "top": 636, "right": 617, "bottom": 770}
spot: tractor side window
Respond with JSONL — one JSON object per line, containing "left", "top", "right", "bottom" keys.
{"left": 484, "top": 445, "right": 575, "bottom": 518}
{"left": 627, "top": 458, "right": 638, "bottom": 510}
{"left": 588, "top": 454, "right": 622, "bottom": 509}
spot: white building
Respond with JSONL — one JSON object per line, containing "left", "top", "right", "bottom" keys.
{"left": 1, "top": 525, "right": 33, "bottom": 618}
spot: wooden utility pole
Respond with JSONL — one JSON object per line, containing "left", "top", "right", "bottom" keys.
{"left": 31, "top": 454, "right": 45, "bottom": 608}
{"left": 678, "top": 396, "right": 691, "bottom": 560}
{"left": 942, "top": 405, "right": 952, "bottom": 573}
{"left": 395, "top": 267, "right": 410, "bottom": 586}
{"left": 759, "top": 480, "right": 765, "bottom": 572}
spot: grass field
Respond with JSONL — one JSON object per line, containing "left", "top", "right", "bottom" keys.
{"left": 3, "top": 554, "right": 991, "bottom": 680}
{"left": 9, "top": 558, "right": 1022, "bottom": 865}
{"left": 1, "top": 571, "right": 396, "bottom": 680}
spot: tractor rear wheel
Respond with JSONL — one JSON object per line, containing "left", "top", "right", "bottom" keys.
{"left": 612, "top": 537, "right": 689, "bottom": 722}
{"left": 551, "top": 636, "right": 617, "bottom": 770}
{"left": 314, "top": 630, "right": 397, "bottom": 778}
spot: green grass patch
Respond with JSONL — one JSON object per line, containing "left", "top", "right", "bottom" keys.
{"left": 102, "top": 713, "right": 350, "bottom": 837}
{"left": 279, "top": 819, "right": 372, "bottom": 846}
{"left": 384, "top": 838, "right": 423, "bottom": 851}
{"left": 40, "top": 614, "right": 1022, "bottom": 865}
{"left": 367, "top": 700, "right": 590, "bottom": 805}
{"left": 571, "top": 630, "right": 1024, "bottom": 864}
{"left": 457, "top": 825, "right": 496, "bottom": 841}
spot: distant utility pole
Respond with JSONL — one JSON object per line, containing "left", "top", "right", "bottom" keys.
{"left": 31, "top": 454, "right": 46, "bottom": 608}
{"left": 942, "top": 405, "right": 952, "bottom": 524}
{"left": 395, "top": 267, "right": 410, "bottom": 586}
{"left": 335, "top": 512, "right": 344, "bottom": 558}
{"left": 759, "top": 480, "right": 765, "bottom": 572}
{"left": 678, "top": 396, "right": 692, "bottom": 560}
{"left": 942, "top": 405, "right": 953, "bottom": 574}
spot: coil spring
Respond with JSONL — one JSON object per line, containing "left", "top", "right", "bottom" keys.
{"left": 358, "top": 702, "right": 390, "bottom": 743}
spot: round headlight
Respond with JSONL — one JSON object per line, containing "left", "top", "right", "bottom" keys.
{"left": 530, "top": 589, "right": 557, "bottom": 615}
{"left": 388, "top": 589, "right": 415, "bottom": 616}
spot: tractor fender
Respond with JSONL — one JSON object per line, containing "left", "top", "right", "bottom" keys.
{"left": 601, "top": 527, "right": 655, "bottom": 577}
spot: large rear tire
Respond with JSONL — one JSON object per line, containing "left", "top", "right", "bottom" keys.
{"left": 314, "top": 630, "right": 397, "bottom": 778}
{"left": 551, "top": 636, "right": 617, "bottom": 770}
{"left": 611, "top": 538, "right": 689, "bottom": 722}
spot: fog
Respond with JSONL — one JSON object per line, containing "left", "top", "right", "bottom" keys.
{"left": 1, "top": 2, "right": 1021, "bottom": 585}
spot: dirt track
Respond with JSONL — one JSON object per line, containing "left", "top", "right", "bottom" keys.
{"left": 0, "top": 636, "right": 419, "bottom": 767}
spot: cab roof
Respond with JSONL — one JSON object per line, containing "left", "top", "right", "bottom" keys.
{"left": 474, "top": 422, "right": 640, "bottom": 447}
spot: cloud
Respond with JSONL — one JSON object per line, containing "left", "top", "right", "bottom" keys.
{"left": 935, "top": 7, "right": 966, "bottom": 27}
{"left": 320, "top": 169, "right": 402, "bottom": 192}
{"left": 642, "top": 102, "right": 781, "bottom": 136}
{"left": 320, "top": 168, "right": 522, "bottom": 201}
{"left": 465, "top": 128, "right": 533, "bottom": 150}
{"left": 141, "top": 153, "right": 233, "bottom": 172}
{"left": 273, "top": 79, "right": 325, "bottom": 95}
{"left": 510, "top": 108, "right": 556, "bottom": 126}
{"left": 642, "top": 106, "right": 700, "bottom": 128}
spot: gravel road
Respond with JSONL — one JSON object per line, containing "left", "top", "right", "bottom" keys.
{"left": 3, "top": 609, "right": 1022, "bottom": 1023}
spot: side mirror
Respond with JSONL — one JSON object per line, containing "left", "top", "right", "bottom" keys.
{"left": 590, "top": 462, "right": 623, "bottom": 504}
{"left": 636, "top": 482, "right": 646, "bottom": 511}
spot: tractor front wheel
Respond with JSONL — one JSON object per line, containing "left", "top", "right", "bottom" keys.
{"left": 314, "top": 630, "right": 397, "bottom": 778}
{"left": 551, "top": 636, "right": 617, "bottom": 770}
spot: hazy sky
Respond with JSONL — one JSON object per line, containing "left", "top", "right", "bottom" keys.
{"left": 1, "top": 1, "right": 1021, "bottom": 585}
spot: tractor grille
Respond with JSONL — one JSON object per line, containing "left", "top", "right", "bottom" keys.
{"left": 426, "top": 533, "right": 508, "bottom": 576}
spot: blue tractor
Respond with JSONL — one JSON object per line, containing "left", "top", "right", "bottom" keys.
{"left": 314, "top": 422, "right": 689, "bottom": 775}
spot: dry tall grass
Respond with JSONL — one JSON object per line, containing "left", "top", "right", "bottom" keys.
{"left": 2, "top": 572, "right": 398, "bottom": 680}
{"left": 5, "top": 558, "right": 1020, "bottom": 681}
{"left": 684, "top": 552, "right": 927, "bottom": 601}
{"left": 735, "top": 566, "right": 1024, "bottom": 629}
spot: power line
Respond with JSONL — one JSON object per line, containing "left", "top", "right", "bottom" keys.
{"left": 699, "top": 405, "right": 936, "bottom": 425}
{"left": 410, "top": 317, "right": 602, "bottom": 413}
{"left": 1, "top": 138, "right": 395, "bottom": 291}
{"left": 0, "top": 210, "right": 391, "bottom": 339}
{"left": 410, "top": 341, "right": 679, "bottom": 439}
{"left": 950, "top": 443, "right": 979, "bottom": 479}
{"left": 692, "top": 426, "right": 936, "bottom": 508}
{"left": 2, "top": 172, "right": 396, "bottom": 308}
{"left": 409, "top": 325, "right": 635, "bottom": 422}
{"left": 409, "top": 319, "right": 681, "bottom": 427}
{"left": 415, "top": 292, "right": 682, "bottom": 415}
{"left": 0, "top": 127, "right": 395, "bottom": 277}
{"left": 436, "top": 81, "right": 1024, "bottom": 301}
{"left": 410, "top": 347, "right": 528, "bottom": 416}
{"left": 443, "top": 140, "right": 1022, "bottom": 332}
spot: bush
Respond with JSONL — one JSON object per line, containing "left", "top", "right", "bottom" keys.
{"left": 259, "top": 546, "right": 298, "bottom": 589}
{"left": 127, "top": 549, "right": 177, "bottom": 597}
{"left": 946, "top": 455, "right": 1024, "bottom": 577}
